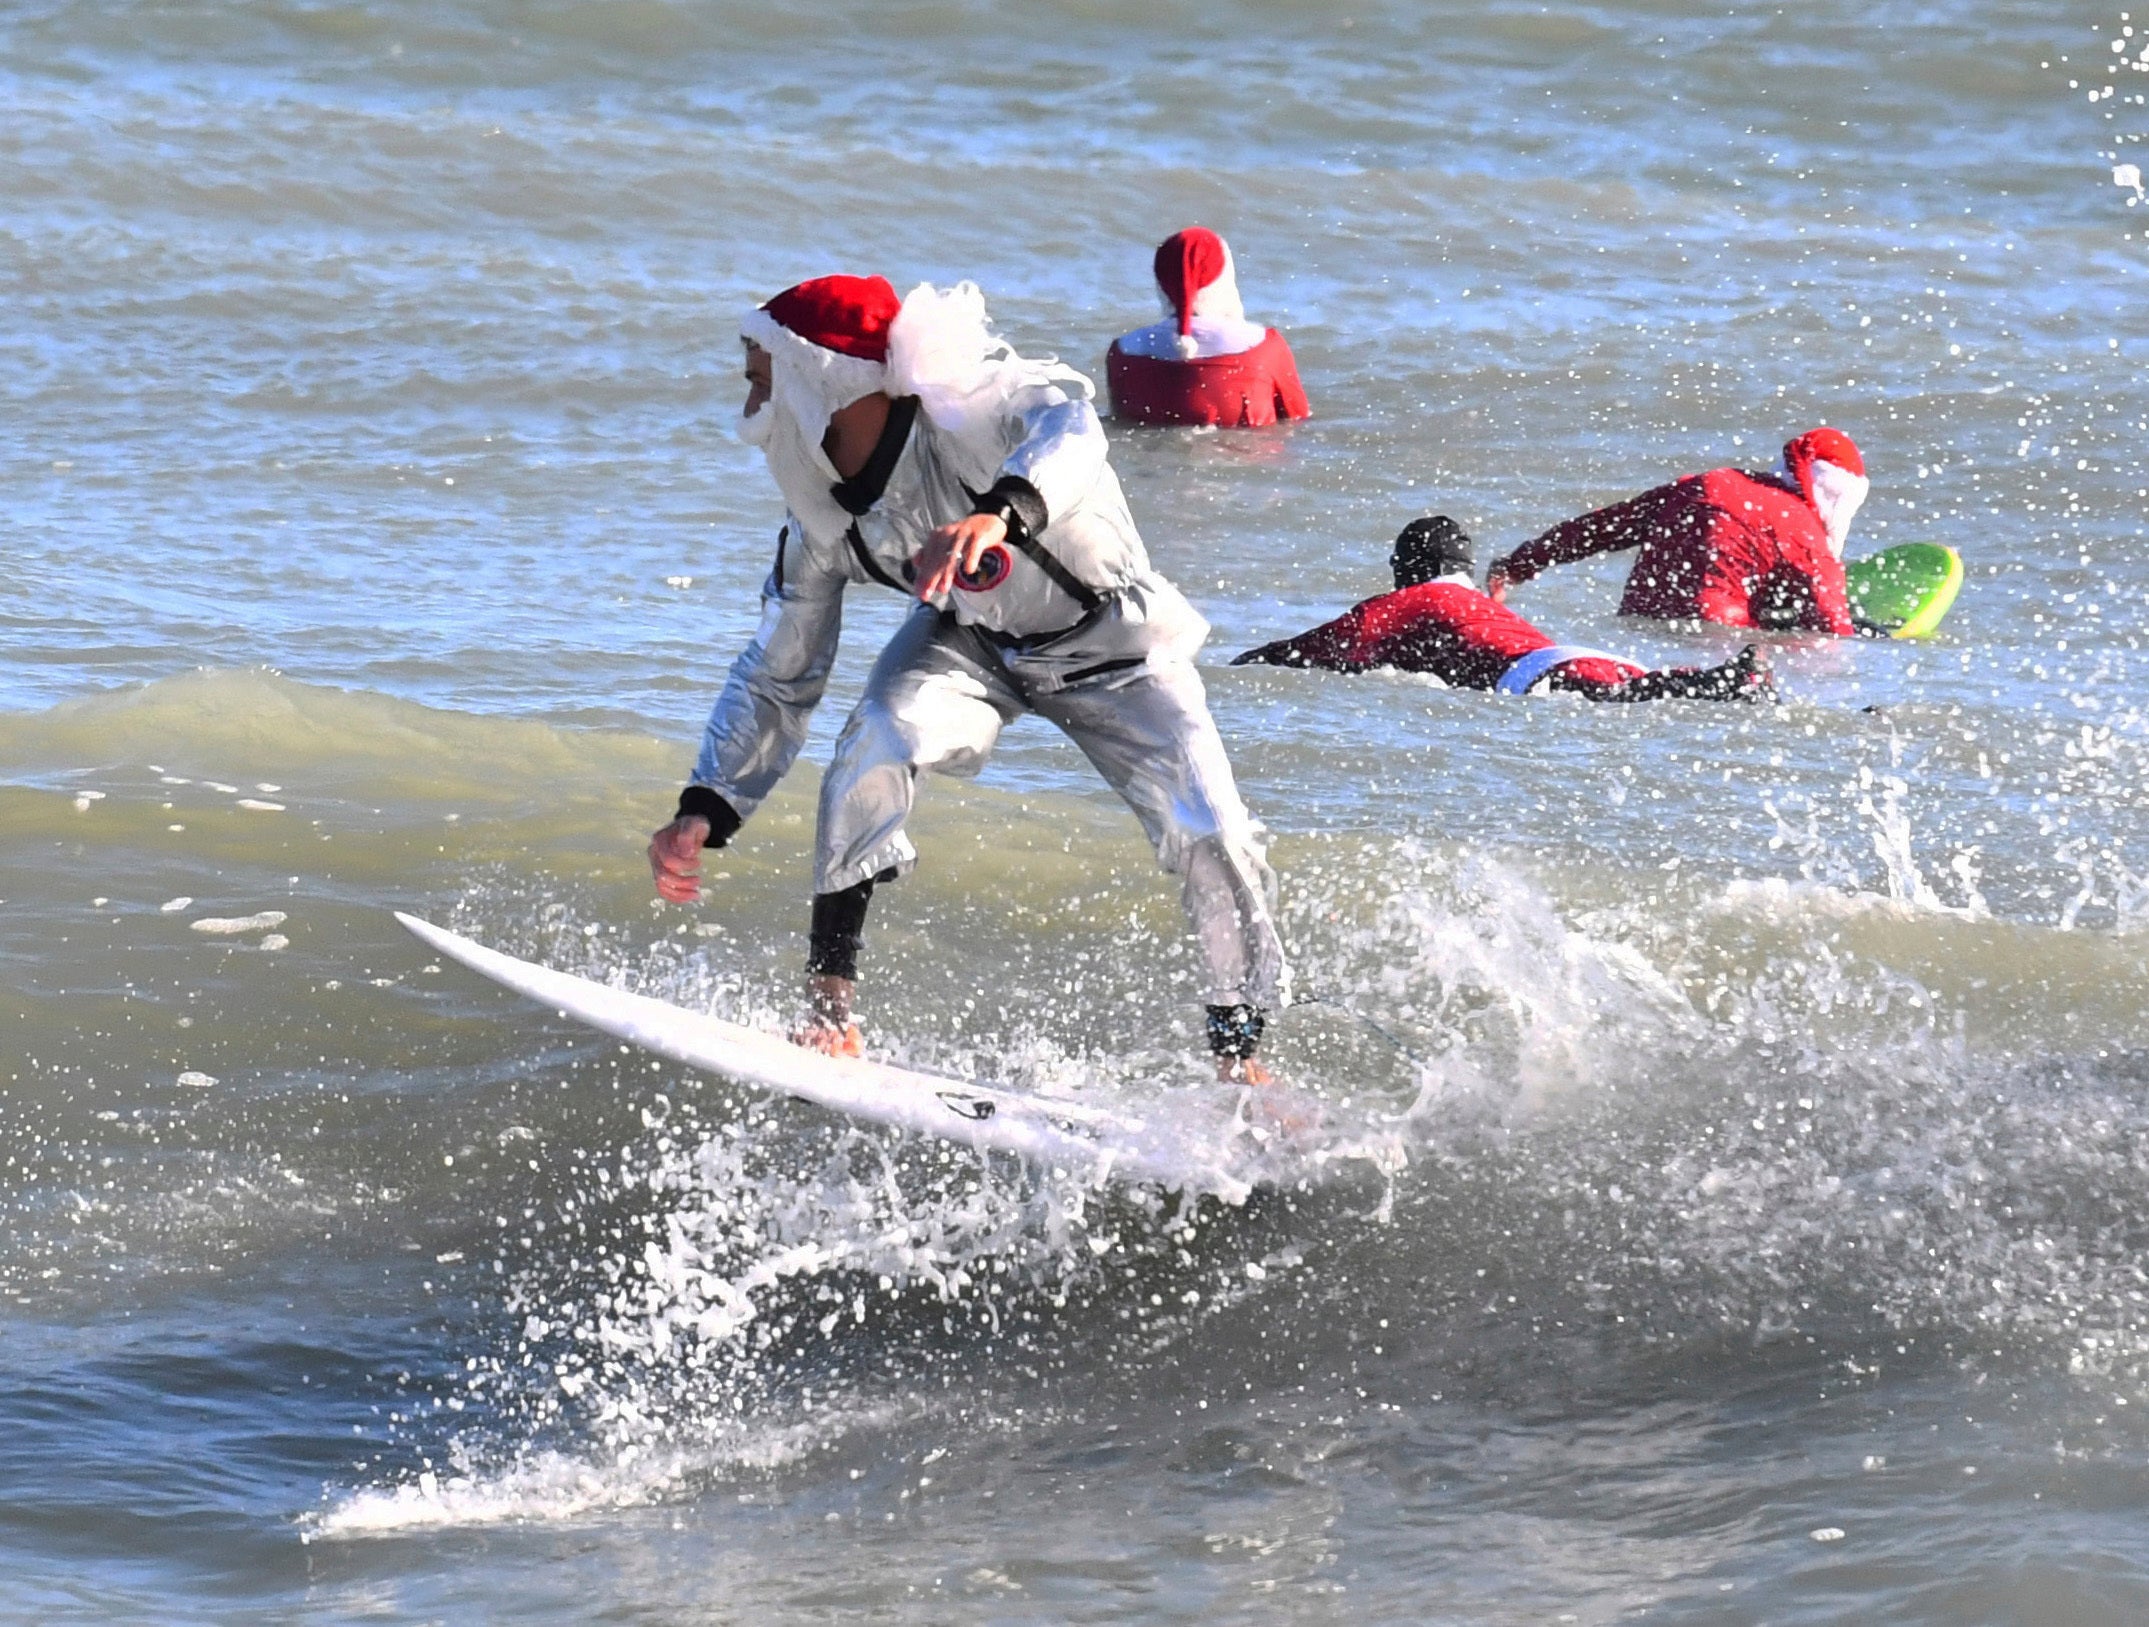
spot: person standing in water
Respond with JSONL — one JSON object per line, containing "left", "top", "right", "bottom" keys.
{"left": 1235, "top": 516, "right": 1775, "bottom": 701}
{"left": 648, "top": 275, "right": 1289, "bottom": 1083}
{"left": 1486, "top": 428, "right": 1873, "bottom": 636}
{"left": 1106, "top": 227, "right": 1311, "bottom": 428}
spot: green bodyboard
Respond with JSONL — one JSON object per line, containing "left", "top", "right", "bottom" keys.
{"left": 1846, "top": 543, "right": 1963, "bottom": 639}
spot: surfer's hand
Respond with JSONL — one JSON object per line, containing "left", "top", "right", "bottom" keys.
{"left": 911, "top": 512, "right": 1006, "bottom": 602}
{"left": 1484, "top": 563, "right": 1511, "bottom": 604}
{"left": 648, "top": 815, "right": 710, "bottom": 903}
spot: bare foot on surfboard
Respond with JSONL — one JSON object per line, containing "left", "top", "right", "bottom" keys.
{"left": 790, "top": 1018, "right": 864, "bottom": 1059}
{"left": 789, "top": 973, "right": 862, "bottom": 1058}
{"left": 1219, "top": 1057, "right": 1321, "bottom": 1140}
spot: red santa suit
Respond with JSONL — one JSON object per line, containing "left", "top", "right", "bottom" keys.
{"left": 1495, "top": 429, "right": 1870, "bottom": 636}
{"left": 1106, "top": 228, "right": 1311, "bottom": 428}
{"left": 1233, "top": 578, "right": 1648, "bottom": 697}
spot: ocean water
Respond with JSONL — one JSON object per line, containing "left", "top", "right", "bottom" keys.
{"left": 4, "top": 0, "right": 2149, "bottom": 1619}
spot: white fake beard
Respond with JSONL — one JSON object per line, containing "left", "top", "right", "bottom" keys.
{"left": 1807, "top": 461, "right": 1870, "bottom": 558}
{"left": 734, "top": 401, "right": 775, "bottom": 448}
{"left": 738, "top": 401, "right": 852, "bottom": 542}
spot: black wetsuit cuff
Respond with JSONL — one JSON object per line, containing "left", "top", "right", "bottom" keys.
{"left": 973, "top": 476, "right": 1048, "bottom": 543}
{"left": 674, "top": 785, "right": 743, "bottom": 848}
{"left": 1205, "top": 1003, "right": 1266, "bottom": 1060}
{"left": 806, "top": 875, "right": 891, "bottom": 981}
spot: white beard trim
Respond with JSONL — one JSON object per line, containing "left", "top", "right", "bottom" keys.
{"left": 734, "top": 403, "right": 774, "bottom": 449}
{"left": 739, "top": 306, "right": 887, "bottom": 458}
{"left": 1806, "top": 460, "right": 1870, "bottom": 558}
{"left": 745, "top": 398, "right": 856, "bottom": 545}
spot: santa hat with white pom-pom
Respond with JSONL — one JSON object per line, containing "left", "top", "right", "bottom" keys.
{"left": 1152, "top": 228, "right": 1247, "bottom": 360}
{"left": 1782, "top": 426, "right": 1869, "bottom": 559}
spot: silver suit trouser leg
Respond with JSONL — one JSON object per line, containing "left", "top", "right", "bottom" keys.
{"left": 815, "top": 606, "right": 1023, "bottom": 894}
{"left": 819, "top": 610, "right": 1288, "bottom": 1011}
{"left": 1035, "top": 661, "right": 1289, "bottom": 1011}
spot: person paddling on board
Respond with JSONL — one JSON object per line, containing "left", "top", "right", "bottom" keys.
{"left": 1485, "top": 428, "right": 1874, "bottom": 637}
{"left": 1106, "top": 228, "right": 1311, "bottom": 428}
{"left": 648, "top": 275, "right": 1289, "bottom": 1085}
{"left": 1234, "top": 516, "right": 1775, "bottom": 701}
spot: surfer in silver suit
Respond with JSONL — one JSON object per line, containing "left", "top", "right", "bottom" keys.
{"left": 648, "top": 275, "right": 1289, "bottom": 1083}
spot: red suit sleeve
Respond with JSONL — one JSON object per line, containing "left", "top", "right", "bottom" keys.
{"left": 1233, "top": 603, "right": 1368, "bottom": 670}
{"left": 1502, "top": 487, "right": 1670, "bottom": 585}
{"left": 1265, "top": 332, "right": 1311, "bottom": 421}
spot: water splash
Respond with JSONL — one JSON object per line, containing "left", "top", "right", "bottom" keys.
{"left": 317, "top": 848, "right": 2149, "bottom": 1534}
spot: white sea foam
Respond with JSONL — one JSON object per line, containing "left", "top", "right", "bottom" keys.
{"left": 1290, "top": 845, "right": 1703, "bottom": 1128}
{"left": 312, "top": 1401, "right": 906, "bottom": 1537}
{"left": 191, "top": 911, "right": 288, "bottom": 935}
{"left": 323, "top": 869, "right": 1711, "bottom": 1537}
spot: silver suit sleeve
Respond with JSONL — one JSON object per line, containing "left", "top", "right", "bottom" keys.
{"left": 999, "top": 387, "right": 1108, "bottom": 526}
{"left": 689, "top": 524, "right": 847, "bottom": 816}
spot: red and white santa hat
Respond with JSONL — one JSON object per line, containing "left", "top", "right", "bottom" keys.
{"left": 1153, "top": 227, "right": 1246, "bottom": 356}
{"left": 1782, "top": 426, "right": 1870, "bottom": 557}
{"left": 739, "top": 274, "right": 902, "bottom": 445}
{"left": 741, "top": 274, "right": 1093, "bottom": 454}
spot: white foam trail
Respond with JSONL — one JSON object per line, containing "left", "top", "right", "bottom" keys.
{"left": 190, "top": 911, "right": 288, "bottom": 935}
{"left": 312, "top": 1405, "right": 905, "bottom": 1537}
{"left": 313, "top": 849, "right": 2149, "bottom": 1547}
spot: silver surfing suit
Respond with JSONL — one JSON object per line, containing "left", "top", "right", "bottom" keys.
{"left": 690, "top": 381, "right": 1289, "bottom": 1011}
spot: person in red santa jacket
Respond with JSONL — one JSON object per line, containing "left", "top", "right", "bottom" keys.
{"left": 1234, "top": 516, "right": 1775, "bottom": 703}
{"left": 1106, "top": 227, "right": 1311, "bottom": 429}
{"left": 1484, "top": 428, "right": 1874, "bottom": 637}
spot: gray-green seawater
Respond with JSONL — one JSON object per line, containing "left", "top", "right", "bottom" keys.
{"left": 4, "top": 0, "right": 2149, "bottom": 1619}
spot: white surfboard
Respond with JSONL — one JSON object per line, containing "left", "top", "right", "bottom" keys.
{"left": 397, "top": 913, "right": 1271, "bottom": 1197}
